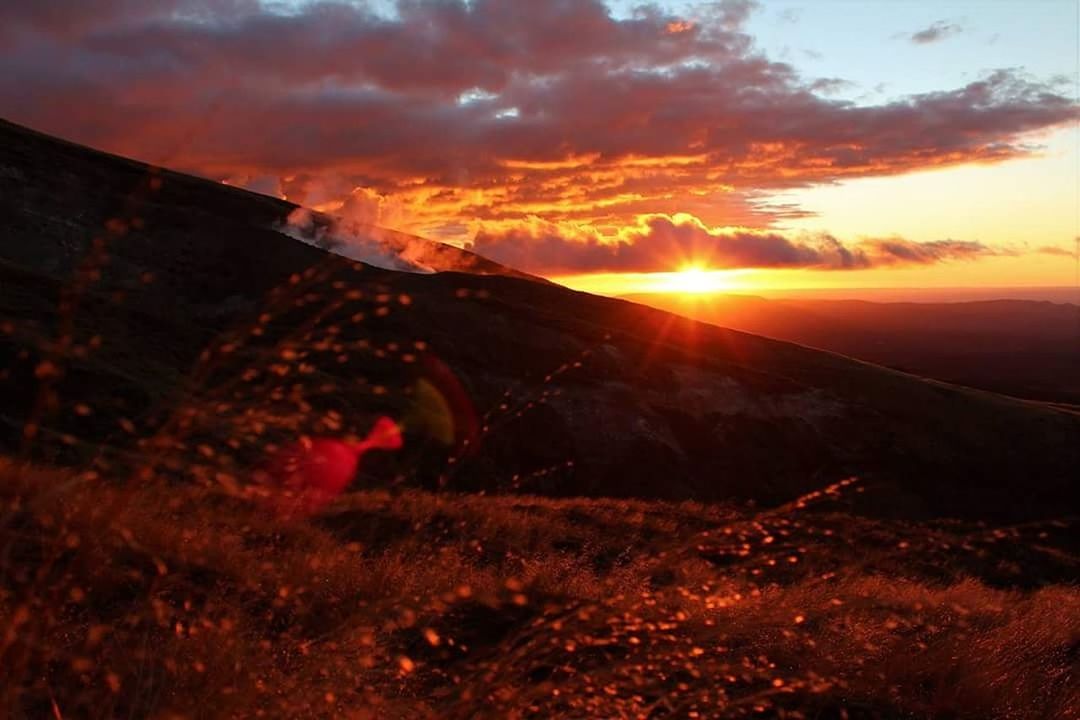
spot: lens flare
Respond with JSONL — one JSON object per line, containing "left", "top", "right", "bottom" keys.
{"left": 263, "top": 416, "right": 403, "bottom": 518}
{"left": 406, "top": 355, "right": 479, "bottom": 449}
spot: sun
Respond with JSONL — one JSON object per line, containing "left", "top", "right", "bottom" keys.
{"left": 553, "top": 266, "right": 754, "bottom": 296}
{"left": 666, "top": 265, "right": 720, "bottom": 294}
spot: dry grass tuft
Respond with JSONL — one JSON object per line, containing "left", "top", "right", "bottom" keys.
{"left": 1, "top": 459, "right": 1076, "bottom": 718}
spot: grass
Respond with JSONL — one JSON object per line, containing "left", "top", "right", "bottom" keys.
{"left": 2, "top": 459, "right": 1075, "bottom": 719}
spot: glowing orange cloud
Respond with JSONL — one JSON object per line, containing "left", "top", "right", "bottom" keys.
{"left": 466, "top": 213, "right": 1002, "bottom": 275}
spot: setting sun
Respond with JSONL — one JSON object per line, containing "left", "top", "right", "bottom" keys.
{"left": 668, "top": 266, "right": 718, "bottom": 294}
{"left": 554, "top": 267, "right": 761, "bottom": 296}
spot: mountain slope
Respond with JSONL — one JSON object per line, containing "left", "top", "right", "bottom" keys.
{"left": 0, "top": 119, "right": 1077, "bottom": 520}
{"left": 0, "top": 118, "right": 537, "bottom": 305}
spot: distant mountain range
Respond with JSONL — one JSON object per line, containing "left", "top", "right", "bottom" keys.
{"left": 718, "top": 286, "right": 1079, "bottom": 304}
{"left": 623, "top": 293, "right": 1080, "bottom": 405}
{"left": 1, "top": 118, "right": 1077, "bottom": 520}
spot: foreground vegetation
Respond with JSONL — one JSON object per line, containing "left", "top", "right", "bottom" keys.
{"left": 2, "top": 459, "right": 1075, "bottom": 719}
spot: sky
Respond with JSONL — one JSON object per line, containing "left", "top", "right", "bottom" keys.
{"left": 1, "top": 0, "right": 1077, "bottom": 297}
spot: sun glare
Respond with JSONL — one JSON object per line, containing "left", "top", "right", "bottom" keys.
{"left": 551, "top": 268, "right": 760, "bottom": 296}
{"left": 666, "top": 266, "right": 722, "bottom": 294}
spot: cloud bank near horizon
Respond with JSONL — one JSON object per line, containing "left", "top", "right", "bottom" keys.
{"left": 468, "top": 214, "right": 1002, "bottom": 274}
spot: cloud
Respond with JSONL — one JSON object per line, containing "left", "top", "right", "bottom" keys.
{"left": 778, "top": 8, "right": 802, "bottom": 25}
{"left": 909, "top": 21, "right": 963, "bottom": 45}
{"left": 855, "top": 238, "right": 999, "bottom": 267}
{"left": 468, "top": 214, "right": 1000, "bottom": 274}
{"left": 0, "top": 0, "right": 1074, "bottom": 269}
{"left": 809, "top": 77, "right": 854, "bottom": 95}
{"left": 278, "top": 206, "right": 511, "bottom": 276}
{"left": 280, "top": 207, "right": 437, "bottom": 273}
{"left": 712, "top": 0, "right": 759, "bottom": 30}
{"left": 1036, "top": 245, "right": 1077, "bottom": 257}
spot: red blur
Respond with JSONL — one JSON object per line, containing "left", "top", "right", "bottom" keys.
{"left": 264, "top": 416, "right": 402, "bottom": 519}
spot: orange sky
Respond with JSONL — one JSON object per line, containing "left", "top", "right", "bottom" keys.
{"left": 554, "top": 125, "right": 1079, "bottom": 296}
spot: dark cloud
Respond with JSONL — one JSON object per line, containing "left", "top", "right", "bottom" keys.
{"left": 909, "top": 21, "right": 963, "bottom": 45}
{"left": 711, "top": 0, "right": 759, "bottom": 31}
{"left": 856, "top": 238, "right": 999, "bottom": 267}
{"left": 809, "top": 77, "right": 854, "bottom": 95}
{"left": 4, "top": 0, "right": 739, "bottom": 96}
{"left": 469, "top": 215, "right": 999, "bottom": 274}
{"left": 0, "top": 2, "right": 1070, "bottom": 176}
